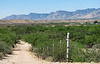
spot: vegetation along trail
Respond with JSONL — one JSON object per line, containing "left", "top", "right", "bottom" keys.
{"left": 0, "top": 40, "right": 100, "bottom": 64}
{"left": 0, "top": 40, "right": 60, "bottom": 64}
{"left": 0, "top": 40, "right": 49, "bottom": 64}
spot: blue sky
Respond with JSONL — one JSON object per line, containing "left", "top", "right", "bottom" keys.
{"left": 0, "top": 0, "right": 100, "bottom": 19}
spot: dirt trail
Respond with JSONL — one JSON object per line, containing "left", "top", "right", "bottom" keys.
{"left": 0, "top": 40, "right": 99, "bottom": 64}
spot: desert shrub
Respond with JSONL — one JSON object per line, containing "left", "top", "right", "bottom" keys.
{"left": 92, "top": 44, "right": 100, "bottom": 49}
{"left": 94, "top": 21, "right": 98, "bottom": 24}
{"left": 85, "top": 49, "right": 100, "bottom": 62}
{"left": 0, "top": 52, "right": 4, "bottom": 60}
{"left": 90, "top": 44, "right": 100, "bottom": 62}
{"left": 0, "top": 42, "right": 12, "bottom": 57}
{"left": 94, "top": 50, "right": 100, "bottom": 62}
{"left": 69, "top": 42, "right": 88, "bottom": 62}
{"left": 0, "top": 28, "right": 18, "bottom": 59}
{"left": 22, "top": 25, "right": 100, "bottom": 62}
{"left": 0, "top": 28, "right": 17, "bottom": 46}
{"left": 45, "top": 56, "right": 53, "bottom": 61}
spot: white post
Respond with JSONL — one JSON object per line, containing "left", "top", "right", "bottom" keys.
{"left": 66, "top": 32, "right": 69, "bottom": 62}
{"left": 60, "top": 40, "right": 62, "bottom": 62}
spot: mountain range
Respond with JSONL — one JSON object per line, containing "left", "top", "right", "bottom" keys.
{"left": 2, "top": 8, "right": 100, "bottom": 20}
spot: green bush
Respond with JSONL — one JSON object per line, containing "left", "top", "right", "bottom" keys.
{"left": 92, "top": 44, "right": 100, "bottom": 49}
{"left": 1, "top": 24, "right": 99, "bottom": 62}
{"left": 22, "top": 25, "right": 100, "bottom": 62}
{"left": 0, "top": 52, "right": 4, "bottom": 60}
{"left": 0, "top": 28, "right": 18, "bottom": 59}
{"left": 0, "top": 42, "right": 12, "bottom": 55}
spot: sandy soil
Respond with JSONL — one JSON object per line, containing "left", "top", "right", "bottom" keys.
{"left": 0, "top": 40, "right": 99, "bottom": 64}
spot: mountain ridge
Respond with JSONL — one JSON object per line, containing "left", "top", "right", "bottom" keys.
{"left": 2, "top": 8, "right": 100, "bottom": 20}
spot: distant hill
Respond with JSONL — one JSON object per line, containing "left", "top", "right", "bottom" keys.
{"left": 2, "top": 8, "right": 100, "bottom": 20}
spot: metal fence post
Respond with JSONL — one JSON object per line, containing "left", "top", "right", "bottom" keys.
{"left": 43, "top": 47, "right": 45, "bottom": 60}
{"left": 40, "top": 48, "right": 41, "bottom": 59}
{"left": 47, "top": 46, "right": 48, "bottom": 57}
{"left": 52, "top": 44, "right": 54, "bottom": 61}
